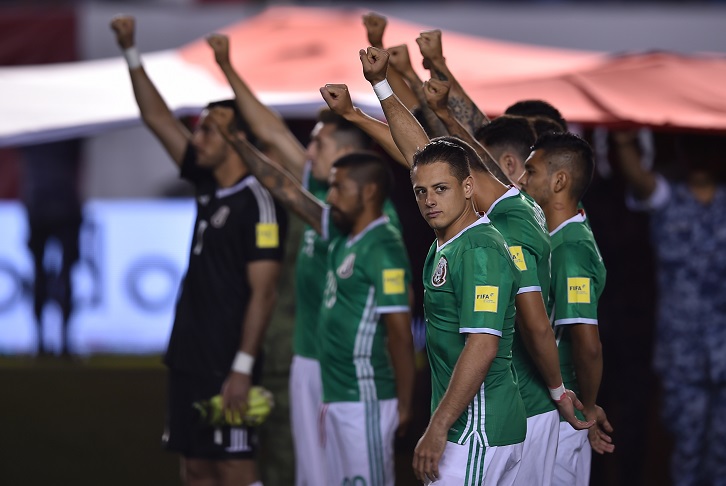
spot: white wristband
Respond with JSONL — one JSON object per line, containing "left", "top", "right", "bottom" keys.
{"left": 123, "top": 46, "right": 142, "bottom": 70}
{"left": 231, "top": 351, "right": 255, "bottom": 375}
{"left": 549, "top": 383, "right": 567, "bottom": 402}
{"left": 372, "top": 79, "right": 394, "bottom": 101}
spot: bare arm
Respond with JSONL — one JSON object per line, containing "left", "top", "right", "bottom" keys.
{"left": 110, "top": 15, "right": 189, "bottom": 166}
{"left": 320, "top": 84, "right": 408, "bottom": 167}
{"left": 207, "top": 34, "right": 307, "bottom": 179}
{"left": 515, "top": 291, "right": 592, "bottom": 430}
{"left": 423, "top": 79, "right": 512, "bottom": 185}
{"left": 413, "top": 333, "right": 499, "bottom": 482}
{"left": 384, "top": 310, "right": 416, "bottom": 437}
{"left": 388, "top": 44, "right": 448, "bottom": 138}
{"left": 612, "top": 130, "right": 657, "bottom": 200}
{"left": 363, "top": 13, "right": 419, "bottom": 111}
{"left": 417, "top": 30, "right": 488, "bottom": 133}
{"left": 360, "top": 47, "right": 430, "bottom": 167}
{"left": 221, "top": 260, "right": 281, "bottom": 416}
{"left": 208, "top": 107, "right": 325, "bottom": 233}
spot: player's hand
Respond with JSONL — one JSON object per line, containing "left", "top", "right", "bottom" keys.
{"left": 206, "top": 33, "right": 230, "bottom": 66}
{"left": 423, "top": 78, "right": 451, "bottom": 114}
{"left": 387, "top": 44, "right": 414, "bottom": 76}
{"left": 110, "top": 15, "right": 135, "bottom": 50}
{"left": 416, "top": 30, "right": 444, "bottom": 62}
{"left": 359, "top": 47, "right": 390, "bottom": 85}
{"left": 556, "top": 389, "right": 595, "bottom": 431}
{"left": 363, "top": 12, "right": 387, "bottom": 49}
{"left": 221, "top": 372, "right": 252, "bottom": 424}
{"left": 320, "top": 84, "right": 355, "bottom": 118}
{"left": 412, "top": 425, "right": 446, "bottom": 483}
{"left": 586, "top": 405, "right": 615, "bottom": 454}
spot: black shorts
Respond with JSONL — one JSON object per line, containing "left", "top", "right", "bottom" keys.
{"left": 163, "top": 370, "right": 258, "bottom": 460}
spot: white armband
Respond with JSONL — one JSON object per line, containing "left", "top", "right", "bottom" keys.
{"left": 231, "top": 351, "right": 255, "bottom": 375}
{"left": 549, "top": 383, "right": 567, "bottom": 402}
{"left": 373, "top": 79, "right": 394, "bottom": 101}
{"left": 123, "top": 46, "right": 142, "bottom": 70}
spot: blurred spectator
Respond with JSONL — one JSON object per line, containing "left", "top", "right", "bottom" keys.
{"left": 20, "top": 139, "right": 84, "bottom": 357}
{"left": 613, "top": 131, "right": 726, "bottom": 486}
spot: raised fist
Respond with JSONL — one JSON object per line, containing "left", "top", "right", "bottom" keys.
{"left": 387, "top": 44, "right": 414, "bottom": 75}
{"left": 206, "top": 33, "right": 231, "bottom": 66}
{"left": 362, "top": 12, "right": 387, "bottom": 49}
{"left": 110, "top": 15, "right": 135, "bottom": 50}
{"left": 416, "top": 29, "right": 443, "bottom": 62}
{"left": 320, "top": 84, "right": 355, "bottom": 117}
{"left": 359, "top": 46, "right": 390, "bottom": 85}
{"left": 423, "top": 78, "right": 450, "bottom": 113}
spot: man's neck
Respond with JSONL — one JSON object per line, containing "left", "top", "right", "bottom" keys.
{"left": 544, "top": 199, "right": 579, "bottom": 233}
{"left": 472, "top": 172, "right": 509, "bottom": 212}
{"left": 350, "top": 208, "right": 384, "bottom": 239}
{"left": 436, "top": 204, "right": 479, "bottom": 246}
{"left": 214, "top": 158, "right": 249, "bottom": 188}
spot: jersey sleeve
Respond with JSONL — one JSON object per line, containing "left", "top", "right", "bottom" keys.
{"left": 365, "top": 236, "right": 412, "bottom": 315}
{"left": 509, "top": 244, "right": 541, "bottom": 294}
{"left": 458, "top": 245, "right": 517, "bottom": 336}
{"left": 242, "top": 185, "right": 288, "bottom": 263}
{"left": 625, "top": 174, "right": 671, "bottom": 212}
{"left": 551, "top": 242, "right": 600, "bottom": 326}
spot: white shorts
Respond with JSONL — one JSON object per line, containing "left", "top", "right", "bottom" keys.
{"left": 428, "top": 438, "right": 523, "bottom": 486}
{"left": 552, "top": 423, "right": 591, "bottom": 486}
{"left": 513, "top": 410, "right": 559, "bottom": 486}
{"left": 289, "top": 355, "right": 327, "bottom": 486}
{"left": 322, "top": 398, "right": 398, "bottom": 486}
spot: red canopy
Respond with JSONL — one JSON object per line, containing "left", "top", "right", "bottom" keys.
{"left": 179, "top": 6, "right": 726, "bottom": 132}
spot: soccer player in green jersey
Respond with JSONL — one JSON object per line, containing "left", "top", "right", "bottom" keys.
{"left": 410, "top": 139, "right": 526, "bottom": 485}
{"left": 206, "top": 35, "right": 404, "bottom": 486}
{"left": 519, "top": 132, "right": 614, "bottom": 486}
{"left": 209, "top": 107, "right": 416, "bottom": 486}
{"left": 353, "top": 46, "right": 592, "bottom": 484}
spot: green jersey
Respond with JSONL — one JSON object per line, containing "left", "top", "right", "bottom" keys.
{"left": 548, "top": 211, "right": 606, "bottom": 416}
{"left": 487, "top": 188, "right": 554, "bottom": 418}
{"left": 319, "top": 216, "right": 412, "bottom": 403}
{"left": 293, "top": 165, "right": 400, "bottom": 359}
{"left": 423, "top": 216, "right": 526, "bottom": 446}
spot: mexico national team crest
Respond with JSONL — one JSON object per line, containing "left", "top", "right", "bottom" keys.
{"left": 211, "top": 206, "right": 230, "bottom": 228}
{"left": 336, "top": 253, "right": 356, "bottom": 279}
{"left": 432, "top": 256, "right": 448, "bottom": 287}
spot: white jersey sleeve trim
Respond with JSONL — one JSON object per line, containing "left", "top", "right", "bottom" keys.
{"left": 248, "top": 180, "right": 277, "bottom": 223}
{"left": 517, "top": 285, "right": 542, "bottom": 295}
{"left": 376, "top": 305, "right": 410, "bottom": 314}
{"left": 625, "top": 174, "right": 670, "bottom": 212}
{"left": 459, "top": 327, "right": 503, "bottom": 337}
{"left": 301, "top": 160, "right": 313, "bottom": 190}
{"left": 554, "top": 318, "right": 599, "bottom": 326}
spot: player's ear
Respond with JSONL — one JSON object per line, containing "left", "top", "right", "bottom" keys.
{"left": 463, "top": 175, "right": 474, "bottom": 199}
{"left": 362, "top": 181, "right": 377, "bottom": 203}
{"left": 552, "top": 170, "right": 568, "bottom": 194}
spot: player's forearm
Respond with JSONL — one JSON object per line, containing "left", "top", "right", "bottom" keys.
{"left": 238, "top": 277, "right": 279, "bottom": 357}
{"left": 571, "top": 327, "right": 603, "bottom": 411}
{"left": 380, "top": 93, "right": 430, "bottom": 166}
{"left": 346, "top": 108, "right": 408, "bottom": 168}
{"left": 227, "top": 137, "right": 325, "bottom": 233}
{"left": 387, "top": 68, "right": 420, "bottom": 112}
{"left": 427, "top": 57, "right": 488, "bottom": 133}
{"left": 405, "top": 72, "right": 449, "bottom": 138}
{"left": 520, "top": 317, "right": 564, "bottom": 390}
{"left": 428, "top": 334, "right": 496, "bottom": 433}
{"left": 386, "top": 316, "right": 416, "bottom": 415}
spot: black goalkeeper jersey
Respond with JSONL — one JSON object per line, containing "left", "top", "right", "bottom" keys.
{"left": 164, "top": 145, "right": 287, "bottom": 376}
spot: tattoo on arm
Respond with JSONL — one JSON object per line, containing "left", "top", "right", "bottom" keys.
{"left": 434, "top": 69, "right": 449, "bottom": 82}
{"left": 447, "top": 96, "right": 486, "bottom": 134}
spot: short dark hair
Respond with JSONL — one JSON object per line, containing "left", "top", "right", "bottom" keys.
{"left": 530, "top": 116, "right": 565, "bottom": 139}
{"left": 475, "top": 115, "right": 536, "bottom": 162}
{"left": 332, "top": 151, "right": 393, "bottom": 205}
{"left": 532, "top": 132, "right": 594, "bottom": 201}
{"left": 432, "top": 136, "right": 490, "bottom": 174}
{"left": 412, "top": 139, "right": 471, "bottom": 182}
{"left": 505, "top": 100, "right": 568, "bottom": 132}
{"left": 318, "top": 108, "right": 372, "bottom": 150}
{"left": 206, "top": 99, "right": 258, "bottom": 146}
